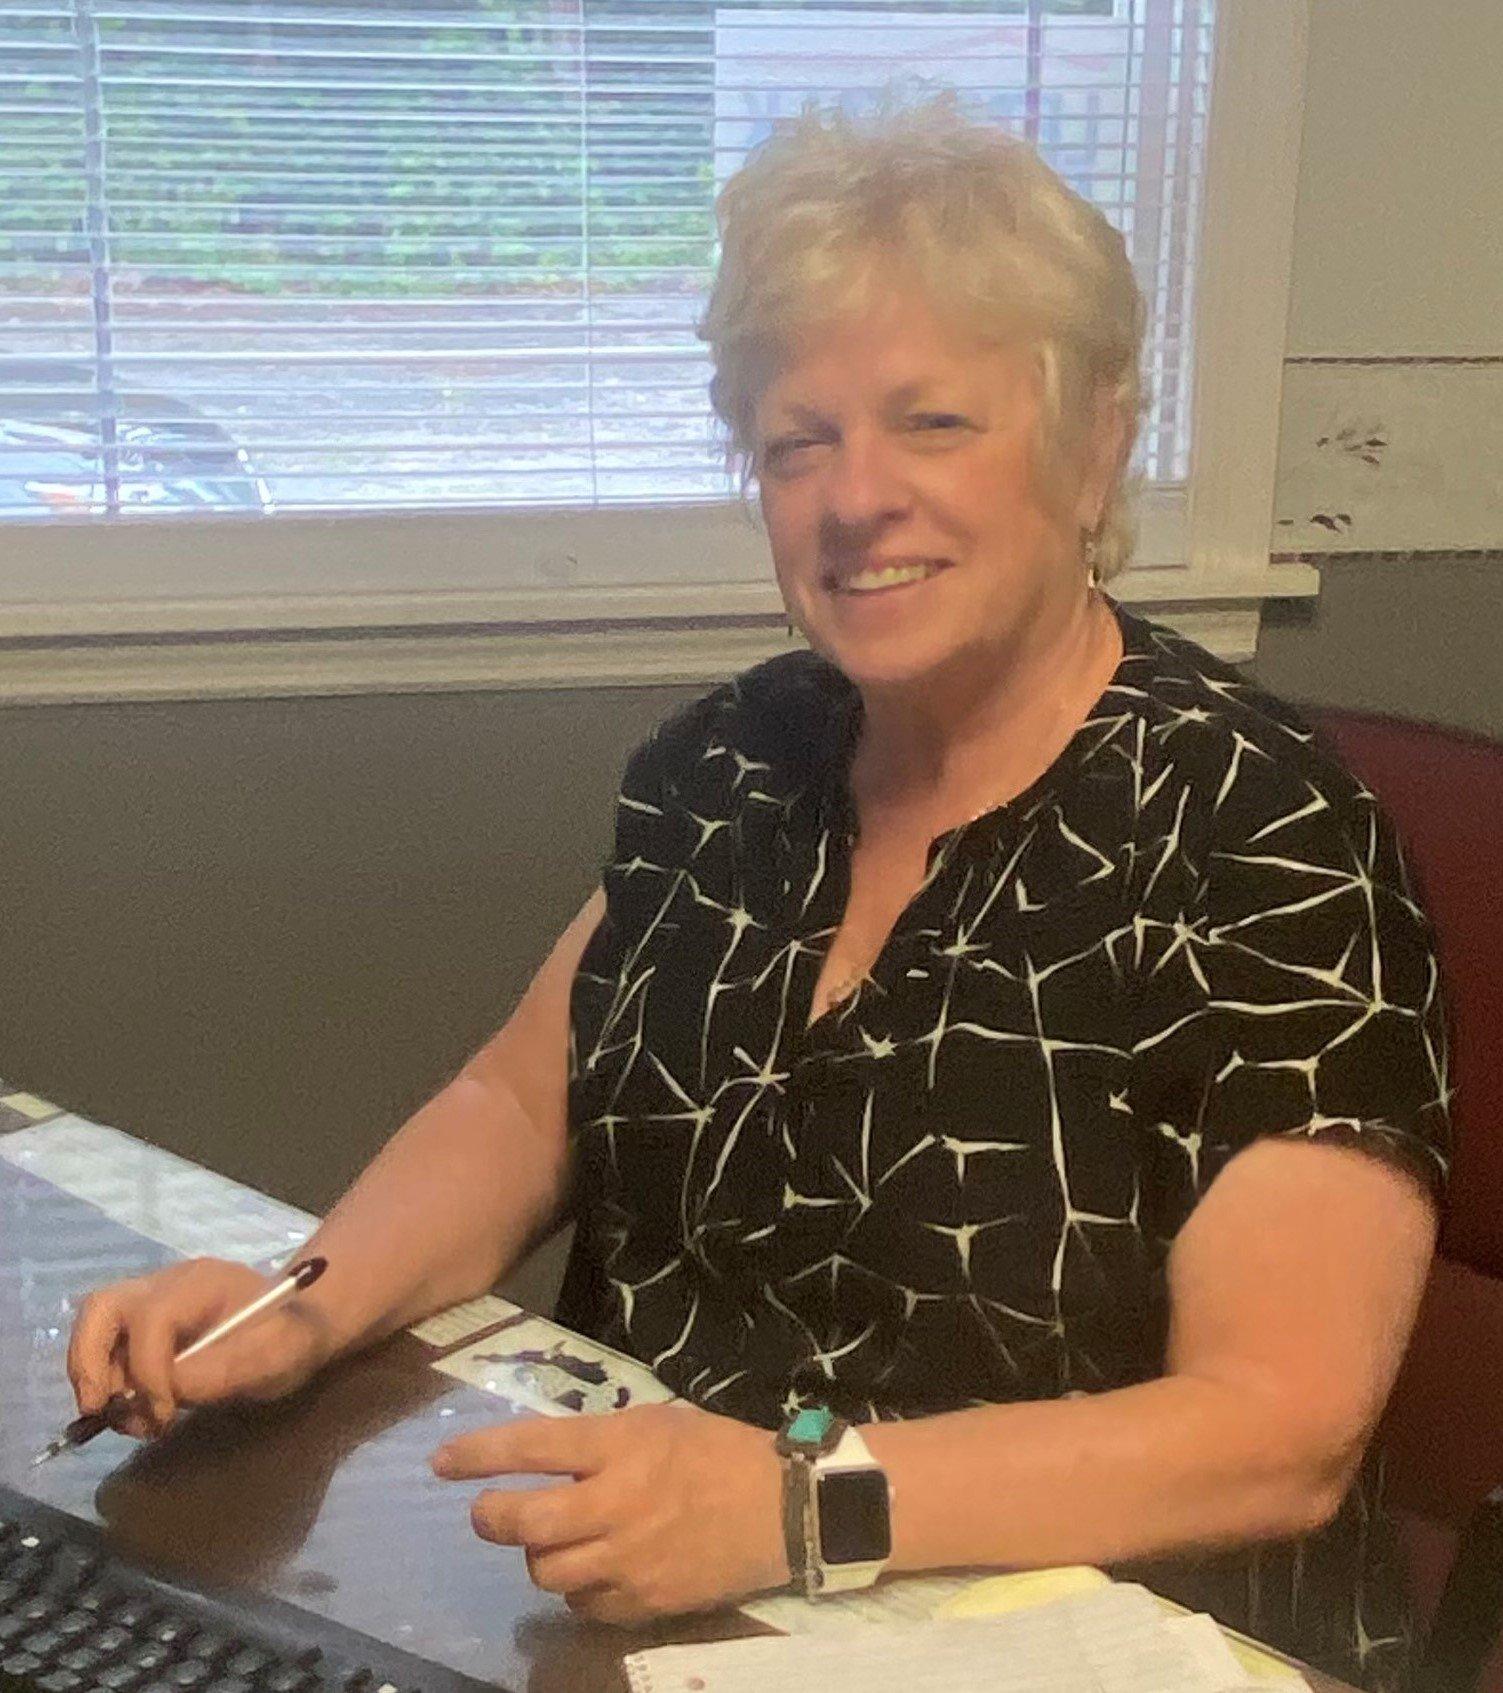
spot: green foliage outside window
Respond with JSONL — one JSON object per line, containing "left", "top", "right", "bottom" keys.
{"left": 2, "top": 0, "right": 1114, "bottom": 302}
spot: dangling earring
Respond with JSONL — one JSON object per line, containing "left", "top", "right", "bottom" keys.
{"left": 1082, "top": 528, "right": 1102, "bottom": 590}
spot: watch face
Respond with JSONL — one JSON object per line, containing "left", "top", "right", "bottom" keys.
{"left": 816, "top": 1468, "right": 892, "bottom": 1566}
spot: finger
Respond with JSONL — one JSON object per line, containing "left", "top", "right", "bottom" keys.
{"left": 67, "top": 1288, "right": 130, "bottom": 1414}
{"left": 96, "top": 1342, "right": 133, "bottom": 1423}
{"left": 470, "top": 1475, "right": 625, "bottom": 1551}
{"left": 104, "top": 1336, "right": 135, "bottom": 1412}
{"left": 114, "top": 1406, "right": 160, "bottom": 1442}
{"left": 175, "top": 1294, "right": 326, "bottom": 1407}
{"left": 433, "top": 1415, "right": 616, "bottom": 1481}
{"left": 125, "top": 1263, "right": 264, "bottom": 1423}
{"left": 122, "top": 1294, "right": 194, "bottom": 1427}
{"left": 173, "top": 1326, "right": 288, "bottom": 1405}
{"left": 171, "top": 1341, "right": 250, "bottom": 1407}
{"left": 525, "top": 1538, "right": 615, "bottom": 1598}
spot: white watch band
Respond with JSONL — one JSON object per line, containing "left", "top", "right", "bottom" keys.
{"left": 821, "top": 1426, "right": 876, "bottom": 1469}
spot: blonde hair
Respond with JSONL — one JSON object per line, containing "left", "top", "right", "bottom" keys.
{"left": 699, "top": 95, "right": 1147, "bottom": 582}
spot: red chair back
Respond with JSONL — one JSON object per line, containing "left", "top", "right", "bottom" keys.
{"left": 1310, "top": 709, "right": 1503, "bottom": 1687}
{"left": 1310, "top": 711, "right": 1503, "bottom": 1279}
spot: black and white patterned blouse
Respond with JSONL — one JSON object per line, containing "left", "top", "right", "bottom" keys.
{"left": 559, "top": 600, "right": 1449, "bottom": 1688}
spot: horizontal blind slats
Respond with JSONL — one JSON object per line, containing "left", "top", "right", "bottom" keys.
{"left": 1, "top": 0, "right": 1212, "bottom": 520}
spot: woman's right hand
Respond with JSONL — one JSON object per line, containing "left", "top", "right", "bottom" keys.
{"left": 66, "top": 1257, "right": 339, "bottom": 1440}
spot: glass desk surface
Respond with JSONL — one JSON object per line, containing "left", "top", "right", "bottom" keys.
{"left": 0, "top": 1086, "right": 1354, "bottom": 1693}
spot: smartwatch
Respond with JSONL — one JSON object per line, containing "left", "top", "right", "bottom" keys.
{"left": 775, "top": 1406, "right": 892, "bottom": 1597}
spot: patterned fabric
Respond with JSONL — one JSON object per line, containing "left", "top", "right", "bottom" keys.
{"left": 560, "top": 600, "right": 1450, "bottom": 1689}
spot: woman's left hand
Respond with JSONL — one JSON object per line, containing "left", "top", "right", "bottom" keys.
{"left": 430, "top": 1402, "right": 789, "bottom": 1623}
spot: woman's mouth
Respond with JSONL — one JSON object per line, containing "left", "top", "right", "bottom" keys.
{"left": 831, "top": 558, "right": 951, "bottom": 595}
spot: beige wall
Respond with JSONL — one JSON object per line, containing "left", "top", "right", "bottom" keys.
{"left": 3, "top": 0, "right": 1499, "bottom": 1273}
{"left": 1283, "top": 0, "right": 1503, "bottom": 360}
{"left": 1255, "top": 0, "right": 1502, "bottom": 707}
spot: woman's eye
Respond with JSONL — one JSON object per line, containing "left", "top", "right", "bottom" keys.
{"left": 763, "top": 436, "right": 822, "bottom": 470}
{"left": 909, "top": 413, "right": 968, "bottom": 432}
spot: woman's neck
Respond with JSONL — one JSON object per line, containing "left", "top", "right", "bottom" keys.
{"left": 852, "top": 588, "right": 1122, "bottom": 831}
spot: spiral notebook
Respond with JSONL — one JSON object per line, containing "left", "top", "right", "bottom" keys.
{"left": 623, "top": 1583, "right": 1295, "bottom": 1693}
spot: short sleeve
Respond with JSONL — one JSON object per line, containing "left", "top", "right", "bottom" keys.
{"left": 568, "top": 685, "right": 734, "bottom": 1087}
{"left": 594, "top": 682, "right": 735, "bottom": 917}
{"left": 610, "top": 725, "right": 675, "bottom": 873}
{"left": 1131, "top": 755, "right": 1452, "bottom": 1232}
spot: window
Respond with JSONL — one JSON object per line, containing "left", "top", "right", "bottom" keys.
{"left": 0, "top": 0, "right": 1314, "bottom": 698}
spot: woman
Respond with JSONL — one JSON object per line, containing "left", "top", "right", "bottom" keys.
{"left": 67, "top": 102, "right": 1448, "bottom": 1690}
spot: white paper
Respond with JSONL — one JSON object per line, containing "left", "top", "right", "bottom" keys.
{"left": 741, "top": 1572, "right": 979, "bottom": 1635}
{"left": 1161, "top": 1612, "right": 1288, "bottom": 1691}
{"left": 408, "top": 1293, "right": 530, "bottom": 1348}
{"left": 625, "top": 1585, "right": 1296, "bottom": 1693}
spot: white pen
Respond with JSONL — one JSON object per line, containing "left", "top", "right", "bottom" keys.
{"left": 31, "top": 1256, "right": 328, "bottom": 1466}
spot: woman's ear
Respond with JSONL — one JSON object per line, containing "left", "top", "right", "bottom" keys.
{"left": 1074, "top": 387, "right": 1130, "bottom": 534}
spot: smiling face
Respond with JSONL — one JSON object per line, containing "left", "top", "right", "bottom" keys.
{"left": 754, "top": 287, "right": 1099, "bottom": 697}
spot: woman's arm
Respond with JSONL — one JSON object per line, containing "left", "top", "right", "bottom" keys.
{"left": 295, "top": 888, "right": 607, "bottom": 1358}
{"left": 428, "top": 1134, "right": 1436, "bottom": 1622}
{"left": 862, "top": 1136, "right": 1436, "bottom": 1569}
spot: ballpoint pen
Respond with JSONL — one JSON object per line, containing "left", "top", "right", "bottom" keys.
{"left": 31, "top": 1255, "right": 328, "bottom": 1467}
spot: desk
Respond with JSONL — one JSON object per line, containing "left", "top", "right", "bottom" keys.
{"left": 0, "top": 1084, "right": 1354, "bottom": 1693}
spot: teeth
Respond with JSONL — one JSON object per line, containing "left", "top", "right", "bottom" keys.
{"left": 842, "top": 561, "right": 941, "bottom": 593}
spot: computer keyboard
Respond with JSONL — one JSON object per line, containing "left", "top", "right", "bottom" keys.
{"left": 0, "top": 1484, "right": 498, "bottom": 1693}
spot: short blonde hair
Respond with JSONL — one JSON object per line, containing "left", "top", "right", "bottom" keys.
{"left": 699, "top": 95, "right": 1147, "bottom": 582}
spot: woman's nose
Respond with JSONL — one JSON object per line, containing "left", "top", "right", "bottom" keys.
{"left": 820, "top": 431, "right": 908, "bottom": 528}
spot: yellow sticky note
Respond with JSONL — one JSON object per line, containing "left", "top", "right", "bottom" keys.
{"left": 1211, "top": 1625, "right": 1308, "bottom": 1684}
{"left": 2, "top": 1092, "right": 59, "bottom": 1120}
{"left": 937, "top": 1565, "right": 1113, "bottom": 1618}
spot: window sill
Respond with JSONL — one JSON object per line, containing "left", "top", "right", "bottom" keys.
{"left": 0, "top": 563, "right": 1318, "bottom": 705}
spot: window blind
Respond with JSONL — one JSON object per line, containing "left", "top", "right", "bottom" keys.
{"left": 0, "top": 0, "right": 1214, "bottom": 522}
